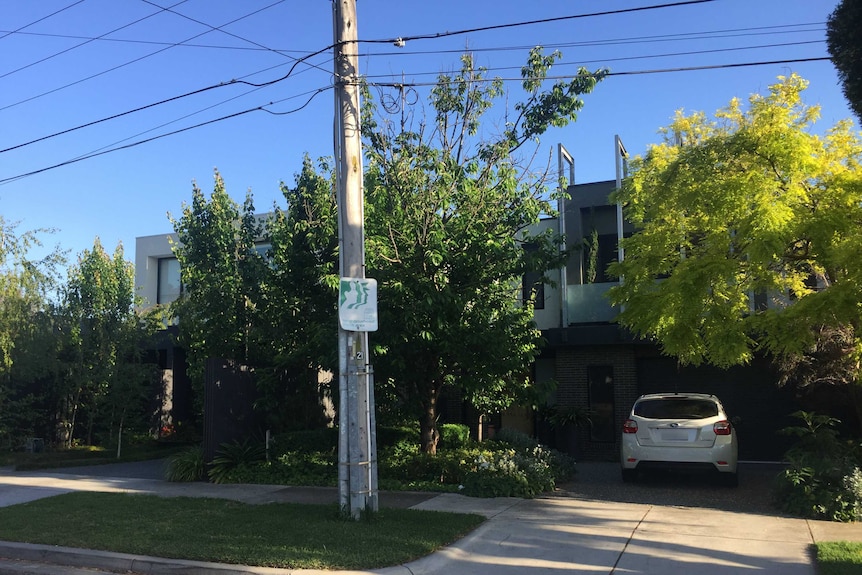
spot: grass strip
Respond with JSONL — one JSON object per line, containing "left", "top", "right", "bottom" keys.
{"left": 0, "top": 492, "right": 485, "bottom": 570}
{"left": 816, "top": 541, "right": 862, "bottom": 575}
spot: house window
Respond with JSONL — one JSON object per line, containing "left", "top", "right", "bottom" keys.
{"left": 521, "top": 242, "right": 545, "bottom": 309}
{"left": 522, "top": 273, "right": 545, "bottom": 309}
{"left": 580, "top": 206, "right": 619, "bottom": 284}
{"left": 253, "top": 242, "right": 271, "bottom": 259}
{"left": 588, "top": 365, "right": 615, "bottom": 442}
{"left": 157, "top": 257, "right": 182, "bottom": 304}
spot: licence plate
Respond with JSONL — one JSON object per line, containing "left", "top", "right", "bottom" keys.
{"left": 660, "top": 428, "right": 691, "bottom": 441}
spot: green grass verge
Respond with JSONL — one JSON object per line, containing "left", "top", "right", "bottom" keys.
{"left": 0, "top": 492, "right": 485, "bottom": 570}
{"left": 816, "top": 542, "right": 862, "bottom": 575}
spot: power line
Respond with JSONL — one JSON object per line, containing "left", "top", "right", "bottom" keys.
{"left": 3, "top": 0, "right": 718, "bottom": 101}
{"left": 1, "top": 17, "right": 824, "bottom": 155}
{"left": 362, "top": 41, "right": 827, "bottom": 82}
{"left": 362, "top": 0, "right": 719, "bottom": 45}
{"left": 0, "top": 0, "right": 189, "bottom": 81}
{"left": 0, "top": 49, "right": 335, "bottom": 155}
{"left": 0, "top": 0, "right": 828, "bottom": 184}
{"left": 0, "top": 54, "right": 834, "bottom": 185}
{"left": 1, "top": 20, "right": 822, "bottom": 55}
{"left": 361, "top": 24, "right": 825, "bottom": 59}
{"left": 64, "top": 77, "right": 329, "bottom": 162}
{"left": 0, "top": 1, "right": 85, "bottom": 41}
{"left": 0, "top": 0, "right": 288, "bottom": 113}
{"left": 138, "top": 0, "right": 331, "bottom": 76}
{"left": 368, "top": 56, "right": 833, "bottom": 89}
{"left": 0, "top": 87, "right": 332, "bottom": 186}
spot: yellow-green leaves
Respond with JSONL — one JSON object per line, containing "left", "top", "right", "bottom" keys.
{"left": 610, "top": 74, "right": 862, "bottom": 369}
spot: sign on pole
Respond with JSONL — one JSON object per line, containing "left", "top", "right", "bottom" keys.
{"left": 339, "top": 277, "right": 378, "bottom": 332}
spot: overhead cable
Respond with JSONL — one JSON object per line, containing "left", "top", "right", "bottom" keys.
{"left": 0, "top": 1, "right": 86, "bottom": 41}
{"left": 0, "top": 87, "right": 331, "bottom": 186}
{"left": 0, "top": 0, "right": 287, "bottom": 112}
{"left": 0, "top": 0, "right": 189, "bottom": 81}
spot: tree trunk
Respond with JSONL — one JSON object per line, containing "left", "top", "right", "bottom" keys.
{"left": 419, "top": 391, "right": 440, "bottom": 455}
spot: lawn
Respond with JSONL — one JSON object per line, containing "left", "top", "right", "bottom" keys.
{"left": 0, "top": 492, "right": 485, "bottom": 571}
{"left": 816, "top": 542, "right": 862, "bottom": 575}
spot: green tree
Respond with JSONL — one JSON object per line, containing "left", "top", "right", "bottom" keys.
{"left": 608, "top": 75, "right": 862, "bottom": 421}
{"left": 258, "top": 156, "right": 340, "bottom": 430}
{"left": 169, "top": 171, "right": 269, "bottom": 420}
{"left": 827, "top": 0, "right": 862, "bottom": 122}
{"left": 58, "top": 239, "right": 154, "bottom": 448}
{"left": 363, "top": 49, "right": 606, "bottom": 453}
{"left": 0, "top": 217, "right": 64, "bottom": 448}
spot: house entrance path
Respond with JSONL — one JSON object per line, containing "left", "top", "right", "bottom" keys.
{"left": 1, "top": 460, "right": 861, "bottom": 574}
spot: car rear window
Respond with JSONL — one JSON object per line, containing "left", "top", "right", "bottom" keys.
{"left": 633, "top": 398, "right": 719, "bottom": 419}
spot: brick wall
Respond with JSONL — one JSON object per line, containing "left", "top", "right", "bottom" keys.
{"left": 554, "top": 345, "right": 638, "bottom": 461}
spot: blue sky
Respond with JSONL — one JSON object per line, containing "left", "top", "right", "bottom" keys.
{"left": 0, "top": 0, "right": 854, "bottom": 266}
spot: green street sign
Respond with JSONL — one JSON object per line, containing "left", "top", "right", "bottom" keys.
{"left": 339, "top": 277, "right": 378, "bottom": 332}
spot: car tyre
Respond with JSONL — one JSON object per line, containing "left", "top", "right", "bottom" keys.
{"left": 621, "top": 469, "right": 638, "bottom": 483}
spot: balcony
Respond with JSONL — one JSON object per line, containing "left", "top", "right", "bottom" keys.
{"left": 567, "top": 282, "right": 620, "bottom": 324}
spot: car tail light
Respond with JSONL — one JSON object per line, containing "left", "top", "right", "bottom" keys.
{"left": 622, "top": 419, "right": 638, "bottom": 434}
{"left": 714, "top": 420, "right": 732, "bottom": 436}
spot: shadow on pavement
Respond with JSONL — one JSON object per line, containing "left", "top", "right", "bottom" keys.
{"left": 553, "top": 461, "right": 787, "bottom": 515}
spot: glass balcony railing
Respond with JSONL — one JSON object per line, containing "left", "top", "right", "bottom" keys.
{"left": 567, "top": 282, "right": 620, "bottom": 324}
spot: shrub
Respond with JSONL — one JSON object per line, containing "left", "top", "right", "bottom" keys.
{"left": 439, "top": 424, "right": 471, "bottom": 450}
{"left": 376, "top": 425, "right": 420, "bottom": 449}
{"left": 460, "top": 443, "right": 575, "bottom": 498}
{"left": 269, "top": 429, "right": 337, "bottom": 455}
{"left": 492, "top": 428, "right": 539, "bottom": 450}
{"left": 199, "top": 426, "right": 575, "bottom": 497}
{"left": 208, "top": 438, "right": 267, "bottom": 484}
{"left": 165, "top": 446, "right": 205, "bottom": 482}
{"left": 773, "top": 411, "right": 862, "bottom": 522}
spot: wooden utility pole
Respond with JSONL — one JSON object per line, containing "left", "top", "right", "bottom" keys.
{"left": 333, "top": 0, "right": 378, "bottom": 518}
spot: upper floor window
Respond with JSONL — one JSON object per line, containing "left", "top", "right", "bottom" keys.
{"left": 521, "top": 242, "right": 545, "bottom": 309}
{"left": 253, "top": 242, "right": 271, "bottom": 259}
{"left": 157, "top": 257, "right": 182, "bottom": 304}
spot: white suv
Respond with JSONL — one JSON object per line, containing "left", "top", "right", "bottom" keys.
{"left": 620, "top": 393, "right": 738, "bottom": 486}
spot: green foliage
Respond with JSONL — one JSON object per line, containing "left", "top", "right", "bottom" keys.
{"left": 608, "top": 74, "right": 862, "bottom": 388}
{"left": 492, "top": 427, "right": 539, "bottom": 449}
{"left": 270, "top": 428, "right": 337, "bottom": 454}
{"left": 363, "top": 48, "right": 606, "bottom": 453}
{"left": 57, "top": 239, "right": 158, "bottom": 448}
{"left": 439, "top": 424, "right": 471, "bottom": 449}
{"left": 221, "top": 425, "right": 573, "bottom": 497}
{"left": 376, "top": 425, "right": 420, "bottom": 448}
{"left": 461, "top": 442, "right": 575, "bottom": 498}
{"left": 0, "top": 217, "right": 65, "bottom": 448}
{"left": 544, "top": 405, "right": 593, "bottom": 429}
{"left": 774, "top": 411, "right": 862, "bottom": 522}
{"left": 165, "top": 446, "right": 205, "bottom": 482}
{"left": 167, "top": 47, "right": 606, "bottom": 453}
{"left": 169, "top": 172, "right": 269, "bottom": 423}
{"left": 256, "top": 156, "right": 339, "bottom": 432}
{"left": 827, "top": 0, "right": 862, "bottom": 122}
{"left": 208, "top": 438, "right": 267, "bottom": 484}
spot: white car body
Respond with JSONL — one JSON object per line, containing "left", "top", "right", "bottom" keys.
{"left": 620, "top": 392, "right": 738, "bottom": 485}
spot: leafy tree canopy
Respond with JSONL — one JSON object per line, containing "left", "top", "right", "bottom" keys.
{"left": 362, "top": 49, "right": 606, "bottom": 452}
{"left": 828, "top": 0, "right": 862, "bottom": 122}
{"left": 166, "top": 48, "right": 606, "bottom": 453}
{"left": 608, "top": 74, "right": 862, "bottom": 377}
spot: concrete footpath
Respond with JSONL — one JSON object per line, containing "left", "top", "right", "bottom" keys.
{"left": 1, "top": 461, "right": 862, "bottom": 574}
